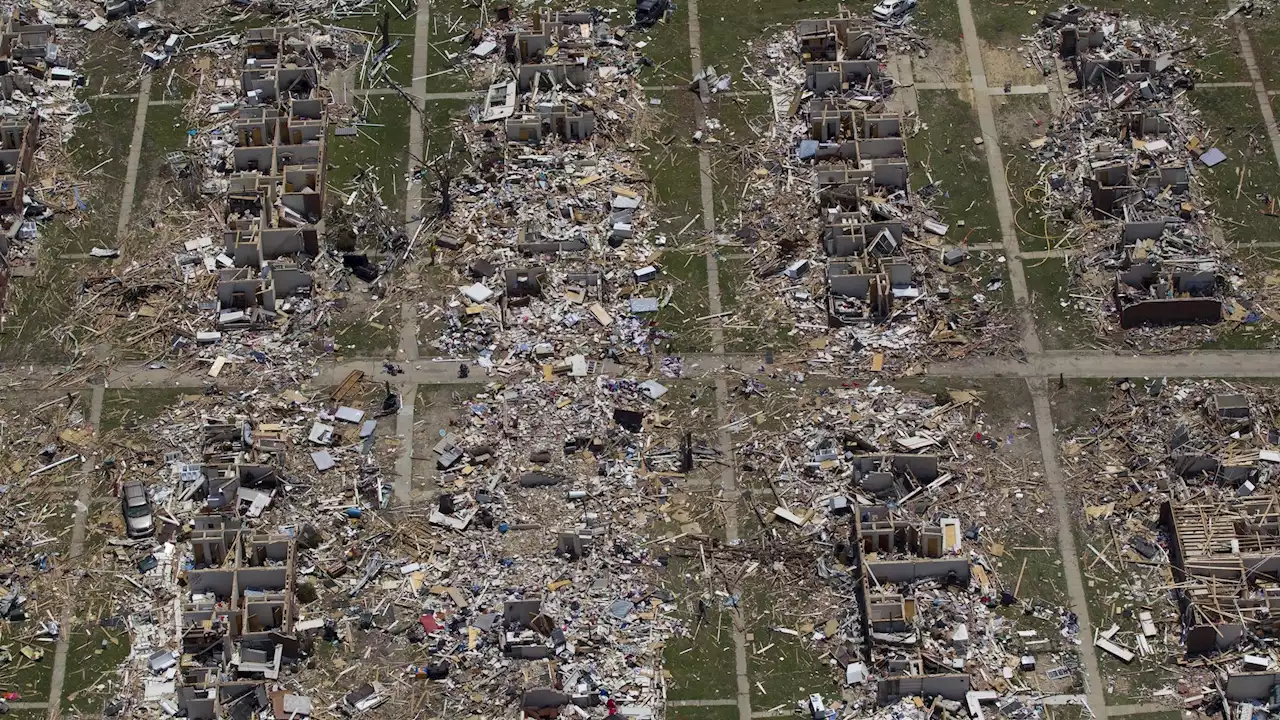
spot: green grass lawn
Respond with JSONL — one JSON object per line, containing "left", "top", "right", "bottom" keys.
{"left": 971, "top": 0, "right": 1054, "bottom": 47}
{"left": 333, "top": 308, "right": 401, "bottom": 357}
{"left": 2, "top": 96, "right": 138, "bottom": 362}
{"left": 1024, "top": 257, "right": 1093, "bottom": 350}
{"left": 1046, "top": 377, "right": 1115, "bottom": 434}
{"left": 152, "top": 58, "right": 202, "bottom": 102}
{"left": 696, "top": 0, "right": 842, "bottom": 76}
{"left": 133, "top": 104, "right": 192, "bottom": 228}
{"left": 655, "top": 250, "right": 713, "bottom": 352}
{"left": 421, "top": 0, "right": 481, "bottom": 92}
{"left": 68, "top": 97, "right": 138, "bottom": 254}
{"left": 1199, "top": 319, "right": 1280, "bottom": 349}
{"left": 85, "top": 32, "right": 142, "bottom": 96}
{"left": 635, "top": 12, "right": 694, "bottom": 83}
{"left": 993, "top": 538, "right": 1066, "bottom": 608}
{"left": 327, "top": 95, "right": 414, "bottom": 214}
{"left": 915, "top": 0, "right": 963, "bottom": 42}
{"left": 1073, "top": 526, "right": 1181, "bottom": 704}
{"left": 100, "top": 389, "right": 187, "bottom": 433}
{"left": 991, "top": 94, "right": 1067, "bottom": 252}
{"left": 422, "top": 46, "right": 477, "bottom": 94}
{"left": 423, "top": 98, "right": 472, "bottom": 164}
{"left": 742, "top": 585, "right": 836, "bottom": 707}
{"left": 417, "top": 98, "right": 473, "bottom": 218}
{"left": 1188, "top": 87, "right": 1280, "bottom": 247}
{"left": 335, "top": 0, "right": 418, "bottom": 37}
{"left": 1196, "top": 24, "right": 1248, "bottom": 82}
{"left": 719, "top": 256, "right": 800, "bottom": 354}
{"left": 1243, "top": 16, "right": 1280, "bottom": 85}
{"left": 61, "top": 624, "right": 132, "bottom": 716}
{"left": 639, "top": 90, "right": 704, "bottom": 239}
{"left": 0, "top": 627, "right": 54, "bottom": 702}
{"left": 909, "top": 90, "right": 1002, "bottom": 246}
{"left": 364, "top": 39, "right": 417, "bottom": 89}
{"left": 669, "top": 706, "right": 740, "bottom": 720}
{"left": 663, "top": 602, "right": 740, "bottom": 701}
{"left": 707, "top": 93, "right": 773, "bottom": 225}
{"left": 335, "top": 0, "right": 418, "bottom": 89}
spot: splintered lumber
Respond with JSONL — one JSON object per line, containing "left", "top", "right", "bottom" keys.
{"left": 331, "top": 370, "right": 365, "bottom": 402}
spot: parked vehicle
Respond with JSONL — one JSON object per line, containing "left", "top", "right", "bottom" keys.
{"left": 121, "top": 482, "right": 154, "bottom": 538}
{"left": 872, "top": 0, "right": 916, "bottom": 21}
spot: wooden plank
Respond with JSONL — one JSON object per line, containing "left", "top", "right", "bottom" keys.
{"left": 1095, "top": 636, "right": 1135, "bottom": 663}
{"left": 331, "top": 370, "right": 365, "bottom": 402}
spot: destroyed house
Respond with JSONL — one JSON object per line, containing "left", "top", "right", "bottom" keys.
{"left": 179, "top": 515, "right": 298, "bottom": 720}
{"left": 200, "top": 418, "right": 288, "bottom": 468}
{"left": 491, "top": 11, "right": 598, "bottom": 145}
{"left": 849, "top": 453, "right": 941, "bottom": 498}
{"left": 1049, "top": 12, "right": 1179, "bottom": 87}
{"left": 0, "top": 10, "right": 54, "bottom": 70}
{"left": 1110, "top": 220, "right": 1222, "bottom": 329}
{"left": 515, "top": 61, "right": 589, "bottom": 93}
{"left": 823, "top": 214, "right": 915, "bottom": 326}
{"left": 807, "top": 115, "right": 908, "bottom": 194}
{"left": 1113, "top": 263, "right": 1221, "bottom": 329}
{"left": 193, "top": 463, "right": 281, "bottom": 518}
{"left": 805, "top": 59, "right": 883, "bottom": 95}
{"left": 0, "top": 11, "right": 48, "bottom": 311}
{"left": 506, "top": 105, "right": 596, "bottom": 144}
{"left": 240, "top": 27, "right": 320, "bottom": 103}
{"left": 1061, "top": 86, "right": 1228, "bottom": 331}
{"left": 1040, "top": 7, "right": 1234, "bottom": 339}
{"left": 802, "top": 105, "right": 913, "bottom": 326}
{"left": 1163, "top": 496, "right": 1280, "bottom": 656}
{"left": 808, "top": 100, "right": 856, "bottom": 142}
{"left": 0, "top": 110, "right": 37, "bottom": 214}
{"left": 827, "top": 260, "right": 892, "bottom": 325}
{"left": 1073, "top": 51, "right": 1177, "bottom": 90}
{"left": 848, "top": 503, "right": 972, "bottom": 705}
{"left": 501, "top": 599, "right": 612, "bottom": 714}
{"left": 216, "top": 28, "right": 326, "bottom": 329}
{"left": 506, "top": 9, "right": 596, "bottom": 64}
{"left": 1087, "top": 161, "right": 1188, "bottom": 216}
{"left": 1163, "top": 395, "right": 1260, "bottom": 486}
{"left": 516, "top": 227, "right": 589, "bottom": 255}
{"left": 795, "top": 16, "right": 878, "bottom": 62}
{"left": 215, "top": 264, "right": 311, "bottom": 327}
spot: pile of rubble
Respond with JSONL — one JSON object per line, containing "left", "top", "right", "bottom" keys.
{"left": 0, "top": 7, "right": 91, "bottom": 316}
{"left": 0, "top": 393, "right": 90, "bottom": 650}
{"left": 721, "top": 17, "right": 1019, "bottom": 370}
{"left": 83, "top": 367, "right": 700, "bottom": 718}
{"left": 66, "top": 24, "right": 389, "bottom": 381}
{"left": 1062, "top": 379, "right": 1280, "bottom": 712}
{"left": 98, "top": 376, "right": 397, "bottom": 717}
{"left": 419, "top": 8, "right": 677, "bottom": 365}
{"left": 57, "top": 353, "right": 1095, "bottom": 719}
{"left": 52, "top": 4, "right": 696, "bottom": 380}
{"left": 1020, "top": 8, "right": 1265, "bottom": 346}
{"left": 718, "top": 380, "right": 1080, "bottom": 718}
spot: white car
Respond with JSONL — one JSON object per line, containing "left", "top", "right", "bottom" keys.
{"left": 872, "top": 0, "right": 917, "bottom": 21}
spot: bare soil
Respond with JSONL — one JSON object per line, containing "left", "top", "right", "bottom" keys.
{"left": 981, "top": 41, "right": 1045, "bottom": 87}
{"left": 913, "top": 39, "right": 970, "bottom": 84}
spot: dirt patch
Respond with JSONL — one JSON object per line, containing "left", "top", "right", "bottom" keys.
{"left": 945, "top": 84, "right": 980, "bottom": 108}
{"left": 912, "top": 39, "right": 969, "bottom": 84}
{"left": 1047, "top": 377, "right": 1115, "bottom": 434}
{"left": 992, "top": 95, "right": 1051, "bottom": 143}
{"left": 980, "top": 41, "right": 1044, "bottom": 87}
